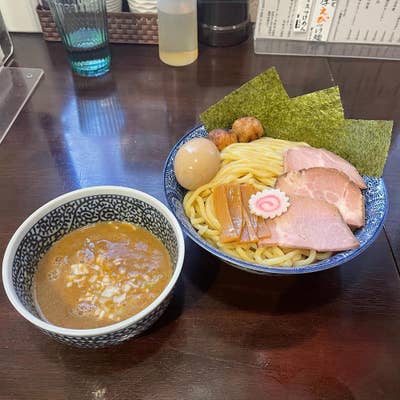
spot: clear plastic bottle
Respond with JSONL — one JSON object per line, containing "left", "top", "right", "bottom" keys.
{"left": 157, "top": 0, "right": 198, "bottom": 66}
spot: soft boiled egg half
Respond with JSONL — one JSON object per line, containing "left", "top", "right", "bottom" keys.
{"left": 174, "top": 138, "right": 221, "bottom": 191}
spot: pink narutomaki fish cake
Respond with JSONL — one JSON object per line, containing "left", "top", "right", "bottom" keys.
{"left": 259, "top": 195, "right": 359, "bottom": 252}
{"left": 248, "top": 188, "right": 290, "bottom": 219}
{"left": 284, "top": 146, "right": 367, "bottom": 189}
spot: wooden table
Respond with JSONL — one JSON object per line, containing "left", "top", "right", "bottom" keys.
{"left": 1, "top": 34, "right": 399, "bottom": 400}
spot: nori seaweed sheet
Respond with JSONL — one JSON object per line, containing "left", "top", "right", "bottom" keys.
{"left": 332, "top": 119, "right": 393, "bottom": 177}
{"left": 265, "top": 86, "right": 345, "bottom": 144}
{"left": 200, "top": 67, "right": 290, "bottom": 131}
{"left": 200, "top": 67, "right": 393, "bottom": 177}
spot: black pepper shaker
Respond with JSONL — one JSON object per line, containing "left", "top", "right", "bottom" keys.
{"left": 198, "top": 0, "right": 250, "bottom": 47}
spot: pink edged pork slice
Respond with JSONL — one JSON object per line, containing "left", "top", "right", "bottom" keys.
{"left": 259, "top": 195, "right": 359, "bottom": 252}
{"left": 284, "top": 146, "right": 367, "bottom": 189}
{"left": 275, "top": 168, "right": 365, "bottom": 229}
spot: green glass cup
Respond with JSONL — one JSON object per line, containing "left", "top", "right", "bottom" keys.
{"left": 47, "top": 0, "right": 111, "bottom": 77}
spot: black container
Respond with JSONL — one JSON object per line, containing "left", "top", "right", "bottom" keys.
{"left": 198, "top": 0, "right": 250, "bottom": 47}
{"left": 40, "top": 0, "right": 50, "bottom": 9}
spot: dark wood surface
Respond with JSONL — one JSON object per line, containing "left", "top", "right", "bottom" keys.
{"left": 0, "top": 34, "right": 399, "bottom": 400}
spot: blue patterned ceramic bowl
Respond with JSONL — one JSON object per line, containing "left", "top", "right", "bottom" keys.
{"left": 163, "top": 125, "right": 388, "bottom": 275}
{"left": 2, "top": 186, "right": 185, "bottom": 348}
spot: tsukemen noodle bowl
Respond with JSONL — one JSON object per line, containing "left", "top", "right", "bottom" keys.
{"left": 2, "top": 186, "right": 185, "bottom": 347}
{"left": 163, "top": 125, "right": 388, "bottom": 275}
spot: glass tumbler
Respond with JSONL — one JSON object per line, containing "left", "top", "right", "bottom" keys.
{"left": 47, "top": 0, "right": 111, "bottom": 77}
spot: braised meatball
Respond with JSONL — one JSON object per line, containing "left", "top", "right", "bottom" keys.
{"left": 208, "top": 128, "right": 238, "bottom": 151}
{"left": 232, "top": 117, "right": 264, "bottom": 143}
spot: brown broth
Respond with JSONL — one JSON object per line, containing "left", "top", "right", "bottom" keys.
{"left": 34, "top": 221, "right": 172, "bottom": 329}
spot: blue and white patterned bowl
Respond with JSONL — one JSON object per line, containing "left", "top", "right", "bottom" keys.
{"left": 163, "top": 125, "right": 388, "bottom": 275}
{"left": 2, "top": 186, "right": 185, "bottom": 348}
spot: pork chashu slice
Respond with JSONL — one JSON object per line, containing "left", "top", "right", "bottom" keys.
{"left": 284, "top": 146, "right": 367, "bottom": 189}
{"left": 275, "top": 167, "right": 365, "bottom": 229}
{"left": 259, "top": 195, "right": 359, "bottom": 252}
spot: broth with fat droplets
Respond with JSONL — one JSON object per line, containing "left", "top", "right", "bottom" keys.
{"left": 34, "top": 221, "right": 172, "bottom": 329}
